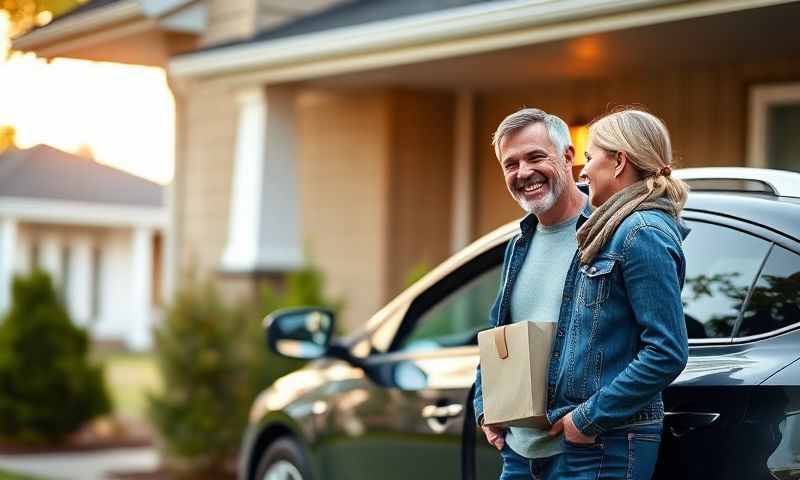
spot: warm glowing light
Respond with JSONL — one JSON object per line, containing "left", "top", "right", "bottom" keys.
{"left": 35, "top": 11, "right": 53, "bottom": 27}
{"left": 570, "top": 123, "right": 590, "bottom": 167}
{"left": 0, "top": 32, "right": 174, "bottom": 184}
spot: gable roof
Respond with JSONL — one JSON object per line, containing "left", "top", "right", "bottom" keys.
{"left": 204, "top": 0, "right": 504, "bottom": 52}
{"left": 0, "top": 145, "right": 163, "bottom": 208}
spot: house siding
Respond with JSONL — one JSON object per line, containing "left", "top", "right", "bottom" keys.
{"left": 296, "top": 89, "right": 392, "bottom": 332}
{"left": 475, "top": 58, "right": 800, "bottom": 236}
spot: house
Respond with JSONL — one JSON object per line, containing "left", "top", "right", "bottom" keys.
{"left": 0, "top": 145, "right": 168, "bottom": 349}
{"left": 12, "top": 0, "right": 800, "bottom": 331}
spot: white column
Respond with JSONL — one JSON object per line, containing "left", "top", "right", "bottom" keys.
{"left": 14, "top": 229, "right": 31, "bottom": 275}
{"left": 451, "top": 91, "right": 476, "bottom": 252}
{"left": 39, "top": 234, "right": 63, "bottom": 288}
{"left": 222, "top": 85, "right": 303, "bottom": 273}
{"left": 0, "top": 217, "right": 18, "bottom": 314}
{"left": 66, "top": 235, "right": 93, "bottom": 327}
{"left": 130, "top": 227, "right": 154, "bottom": 351}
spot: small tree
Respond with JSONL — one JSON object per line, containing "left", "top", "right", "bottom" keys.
{"left": 0, "top": 271, "right": 111, "bottom": 444}
{"left": 148, "top": 278, "right": 252, "bottom": 475}
{"left": 148, "top": 262, "right": 343, "bottom": 476}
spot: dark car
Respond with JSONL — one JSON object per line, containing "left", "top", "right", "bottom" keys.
{"left": 239, "top": 167, "right": 800, "bottom": 480}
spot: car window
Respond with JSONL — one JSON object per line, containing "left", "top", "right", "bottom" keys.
{"left": 682, "top": 220, "right": 771, "bottom": 339}
{"left": 394, "top": 265, "right": 501, "bottom": 353}
{"left": 736, "top": 245, "right": 800, "bottom": 337}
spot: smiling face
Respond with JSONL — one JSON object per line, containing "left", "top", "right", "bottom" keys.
{"left": 498, "top": 122, "right": 570, "bottom": 215}
{"left": 582, "top": 138, "right": 619, "bottom": 208}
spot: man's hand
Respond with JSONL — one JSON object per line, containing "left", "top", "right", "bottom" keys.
{"left": 480, "top": 418, "right": 506, "bottom": 451}
{"left": 548, "top": 411, "right": 596, "bottom": 444}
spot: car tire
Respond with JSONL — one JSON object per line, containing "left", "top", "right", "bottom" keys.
{"left": 254, "top": 437, "right": 313, "bottom": 480}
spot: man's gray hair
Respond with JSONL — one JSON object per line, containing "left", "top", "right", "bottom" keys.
{"left": 492, "top": 108, "right": 572, "bottom": 159}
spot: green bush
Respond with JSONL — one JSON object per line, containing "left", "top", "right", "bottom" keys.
{"left": 148, "top": 278, "right": 251, "bottom": 474}
{"left": 0, "top": 271, "right": 111, "bottom": 444}
{"left": 148, "top": 263, "right": 342, "bottom": 475}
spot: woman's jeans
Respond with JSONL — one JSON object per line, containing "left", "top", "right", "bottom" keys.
{"left": 500, "top": 423, "right": 662, "bottom": 480}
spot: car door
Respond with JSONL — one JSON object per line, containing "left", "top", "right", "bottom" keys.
{"left": 655, "top": 214, "right": 800, "bottom": 479}
{"left": 314, "top": 244, "right": 505, "bottom": 480}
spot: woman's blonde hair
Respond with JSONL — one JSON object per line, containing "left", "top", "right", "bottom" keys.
{"left": 589, "top": 108, "right": 689, "bottom": 213}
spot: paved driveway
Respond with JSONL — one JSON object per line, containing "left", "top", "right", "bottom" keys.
{"left": 0, "top": 447, "right": 158, "bottom": 480}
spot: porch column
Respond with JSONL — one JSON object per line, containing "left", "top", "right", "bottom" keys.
{"left": 130, "top": 227, "right": 154, "bottom": 350}
{"left": 66, "top": 235, "right": 93, "bottom": 327}
{"left": 222, "top": 85, "right": 303, "bottom": 273}
{"left": 40, "top": 234, "right": 63, "bottom": 288}
{"left": 451, "top": 91, "right": 476, "bottom": 252}
{"left": 0, "top": 217, "right": 17, "bottom": 314}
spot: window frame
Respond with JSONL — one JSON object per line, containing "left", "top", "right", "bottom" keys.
{"left": 683, "top": 209, "right": 800, "bottom": 345}
{"left": 387, "top": 244, "right": 505, "bottom": 353}
{"left": 731, "top": 242, "right": 800, "bottom": 343}
{"left": 747, "top": 82, "right": 800, "bottom": 169}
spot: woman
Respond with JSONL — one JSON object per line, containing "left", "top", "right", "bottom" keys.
{"left": 547, "top": 108, "right": 690, "bottom": 479}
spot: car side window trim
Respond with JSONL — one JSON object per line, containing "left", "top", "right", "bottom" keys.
{"left": 731, "top": 243, "right": 774, "bottom": 338}
{"left": 387, "top": 244, "right": 505, "bottom": 353}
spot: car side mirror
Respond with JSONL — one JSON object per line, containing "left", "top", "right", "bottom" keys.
{"left": 264, "top": 307, "right": 336, "bottom": 360}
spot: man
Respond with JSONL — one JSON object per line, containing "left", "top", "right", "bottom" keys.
{"left": 473, "top": 108, "right": 591, "bottom": 479}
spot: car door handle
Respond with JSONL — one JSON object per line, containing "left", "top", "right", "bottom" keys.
{"left": 664, "top": 411, "right": 721, "bottom": 438}
{"left": 422, "top": 403, "right": 464, "bottom": 420}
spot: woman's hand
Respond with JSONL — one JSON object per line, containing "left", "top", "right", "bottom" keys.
{"left": 548, "top": 411, "right": 596, "bottom": 444}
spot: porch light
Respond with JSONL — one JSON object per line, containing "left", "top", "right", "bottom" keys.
{"left": 569, "top": 118, "right": 589, "bottom": 181}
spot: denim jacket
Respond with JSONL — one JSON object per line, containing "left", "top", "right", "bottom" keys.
{"left": 473, "top": 201, "right": 690, "bottom": 437}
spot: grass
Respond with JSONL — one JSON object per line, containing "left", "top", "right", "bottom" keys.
{"left": 94, "top": 351, "right": 162, "bottom": 422}
{"left": 0, "top": 469, "right": 44, "bottom": 480}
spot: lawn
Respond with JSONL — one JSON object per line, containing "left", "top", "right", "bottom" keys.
{"left": 0, "top": 470, "right": 42, "bottom": 480}
{"left": 94, "top": 351, "right": 162, "bottom": 422}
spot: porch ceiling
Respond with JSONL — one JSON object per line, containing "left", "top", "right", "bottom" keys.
{"left": 306, "top": 2, "right": 800, "bottom": 90}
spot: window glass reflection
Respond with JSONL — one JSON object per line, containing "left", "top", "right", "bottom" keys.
{"left": 737, "top": 245, "right": 800, "bottom": 337}
{"left": 398, "top": 266, "right": 501, "bottom": 352}
{"left": 682, "top": 221, "right": 770, "bottom": 339}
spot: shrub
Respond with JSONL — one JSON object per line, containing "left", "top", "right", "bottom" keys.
{"left": 0, "top": 271, "right": 111, "bottom": 444}
{"left": 148, "top": 278, "right": 251, "bottom": 475}
{"left": 148, "top": 263, "right": 343, "bottom": 475}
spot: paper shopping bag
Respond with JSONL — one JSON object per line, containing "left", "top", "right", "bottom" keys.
{"left": 477, "top": 321, "right": 556, "bottom": 429}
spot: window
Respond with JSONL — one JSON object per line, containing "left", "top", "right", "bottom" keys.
{"left": 748, "top": 83, "right": 800, "bottom": 172}
{"left": 682, "top": 221, "right": 770, "bottom": 339}
{"left": 394, "top": 265, "right": 501, "bottom": 353}
{"left": 736, "top": 245, "right": 800, "bottom": 337}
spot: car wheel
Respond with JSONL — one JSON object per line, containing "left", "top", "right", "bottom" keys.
{"left": 255, "top": 437, "right": 313, "bottom": 480}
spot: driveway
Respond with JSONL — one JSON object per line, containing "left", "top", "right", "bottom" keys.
{"left": 0, "top": 446, "right": 158, "bottom": 480}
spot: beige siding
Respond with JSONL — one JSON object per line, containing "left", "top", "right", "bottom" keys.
{"left": 296, "top": 89, "right": 392, "bottom": 332}
{"left": 203, "top": 0, "right": 258, "bottom": 46}
{"left": 386, "top": 90, "right": 454, "bottom": 297}
{"left": 175, "top": 82, "right": 237, "bottom": 278}
{"left": 475, "top": 58, "right": 800, "bottom": 236}
{"left": 203, "top": 0, "right": 347, "bottom": 47}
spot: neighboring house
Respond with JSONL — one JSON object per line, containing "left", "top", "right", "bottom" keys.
{"left": 12, "top": 0, "right": 800, "bottom": 331}
{"left": 0, "top": 145, "right": 168, "bottom": 350}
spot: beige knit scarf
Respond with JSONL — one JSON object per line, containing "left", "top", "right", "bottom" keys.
{"left": 576, "top": 178, "right": 679, "bottom": 265}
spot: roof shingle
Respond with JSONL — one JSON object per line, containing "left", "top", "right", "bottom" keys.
{"left": 0, "top": 145, "right": 163, "bottom": 207}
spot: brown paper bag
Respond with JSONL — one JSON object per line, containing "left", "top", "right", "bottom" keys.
{"left": 477, "top": 321, "right": 556, "bottom": 429}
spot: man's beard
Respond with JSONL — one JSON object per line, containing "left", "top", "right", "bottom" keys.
{"left": 513, "top": 167, "right": 567, "bottom": 215}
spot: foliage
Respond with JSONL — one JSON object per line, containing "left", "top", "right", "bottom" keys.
{"left": 0, "top": 125, "right": 16, "bottom": 152}
{"left": 147, "top": 278, "right": 251, "bottom": 475}
{"left": 1, "top": 0, "right": 81, "bottom": 39}
{"left": 403, "top": 261, "right": 432, "bottom": 289}
{"left": 0, "top": 270, "right": 111, "bottom": 444}
{"left": 148, "top": 262, "right": 342, "bottom": 475}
